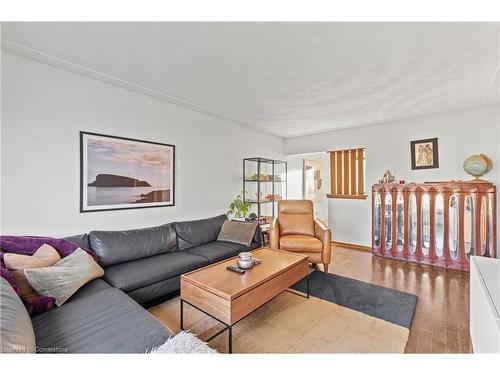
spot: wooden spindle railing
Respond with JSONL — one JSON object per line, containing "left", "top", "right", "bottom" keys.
{"left": 372, "top": 181, "right": 496, "bottom": 271}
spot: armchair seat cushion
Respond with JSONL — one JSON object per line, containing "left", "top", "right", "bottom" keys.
{"left": 279, "top": 235, "right": 323, "bottom": 253}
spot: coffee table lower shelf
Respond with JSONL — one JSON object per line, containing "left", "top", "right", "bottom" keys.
{"left": 180, "top": 274, "right": 310, "bottom": 354}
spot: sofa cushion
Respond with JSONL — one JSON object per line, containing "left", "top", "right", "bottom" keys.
{"left": 89, "top": 223, "right": 178, "bottom": 267}
{"left": 0, "top": 277, "right": 36, "bottom": 353}
{"left": 62, "top": 234, "right": 90, "bottom": 250}
{"left": 217, "top": 221, "right": 258, "bottom": 247}
{"left": 65, "top": 278, "right": 112, "bottom": 302}
{"left": 127, "top": 277, "right": 181, "bottom": 305}
{"left": 185, "top": 241, "right": 248, "bottom": 263}
{"left": 32, "top": 286, "right": 172, "bottom": 353}
{"left": 277, "top": 200, "right": 315, "bottom": 237}
{"left": 4, "top": 244, "right": 61, "bottom": 270}
{"left": 174, "top": 214, "right": 227, "bottom": 250}
{"left": 0, "top": 267, "right": 21, "bottom": 296}
{"left": 252, "top": 225, "right": 262, "bottom": 244}
{"left": 103, "top": 252, "right": 209, "bottom": 292}
{"left": 5, "top": 244, "right": 61, "bottom": 315}
{"left": 25, "top": 249, "right": 104, "bottom": 306}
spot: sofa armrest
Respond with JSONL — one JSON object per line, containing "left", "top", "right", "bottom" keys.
{"left": 251, "top": 224, "right": 262, "bottom": 245}
{"left": 269, "top": 217, "right": 280, "bottom": 249}
{"left": 314, "top": 219, "right": 332, "bottom": 263}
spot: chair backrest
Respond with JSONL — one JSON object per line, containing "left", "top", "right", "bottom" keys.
{"left": 277, "top": 200, "right": 315, "bottom": 236}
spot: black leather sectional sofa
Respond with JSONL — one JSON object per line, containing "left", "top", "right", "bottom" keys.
{"left": 69, "top": 214, "right": 260, "bottom": 305}
{"left": 5, "top": 214, "right": 260, "bottom": 353}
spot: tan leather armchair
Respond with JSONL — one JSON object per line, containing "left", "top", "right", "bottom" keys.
{"left": 269, "top": 200, "right": 332, "bottom": 273}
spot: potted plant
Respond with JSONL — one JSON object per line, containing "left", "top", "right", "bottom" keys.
{"left": 227, "top": 191, "right": 252, "bottom": 220}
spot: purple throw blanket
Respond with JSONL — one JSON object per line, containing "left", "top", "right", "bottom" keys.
{"left": 0, "top": 235, "right": 98, "bottom": 315}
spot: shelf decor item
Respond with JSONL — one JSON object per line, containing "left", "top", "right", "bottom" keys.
{"left": 463, "top": 154, "right": 492, "bottom": 182}
{"left": 410, "top": 137, "right": 439, "bottom": 170}
{"left": 227, "top": 191, "right": 252, "bottom": 219}
{"left": 378, "top": 169, "right": 395, "bottom": 183}
{"left": 80, "top": 131, "right": 175, "bottom": 212}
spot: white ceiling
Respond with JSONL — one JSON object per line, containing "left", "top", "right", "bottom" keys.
{"left": 2, "top": 22, "right": 499, "bottom": 138}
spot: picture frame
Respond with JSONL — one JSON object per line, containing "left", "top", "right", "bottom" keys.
{"left": 80, "top": 131, "right": 175, "bottom": 212}
{"left": 410, "top": 137, "right": 439, "bottom": 170}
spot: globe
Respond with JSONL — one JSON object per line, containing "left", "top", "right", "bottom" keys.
{"left": 463, "top": 154, "right": 492, "bottom": 178}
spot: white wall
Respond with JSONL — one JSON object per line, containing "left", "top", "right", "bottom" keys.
{"left": 3, "top": 50, "right": 499, "bottom": 252}
{"left": 287, "top": 152, "right": 330, "bottom": 223}
{"left": 285, "top": 105, "right": 500, "bottom": 248}
{"left": 0, "top": 52, "right": 284, "bottom": 236}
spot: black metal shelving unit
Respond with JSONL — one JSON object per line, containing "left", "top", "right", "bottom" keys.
{"left": 242, "top": 157, "right": 287, "bottom": 220}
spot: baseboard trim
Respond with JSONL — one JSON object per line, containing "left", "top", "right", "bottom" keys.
{"left": 332, "top": 241, "right": 372, "bottom": 253}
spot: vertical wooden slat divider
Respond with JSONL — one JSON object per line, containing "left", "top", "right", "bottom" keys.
{"left": 357, "top": 149, "right": 364, "bottom": 196}
{"left": 343, "top": 151, "right": 349, "bottom": 195}
{"left": 350, "top": 150, "right": 356, "bottom": 195}
{"left": 328, "top": 148, "right": 367, "bottom": 199}
{"left": 329, "top": 152, "right": 334, "bottom": 195}
{"left": 336, "top": 151, "right": 342, "bottom": 195}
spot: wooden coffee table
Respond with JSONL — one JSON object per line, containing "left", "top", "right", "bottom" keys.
{"left": 180, "top": 248, "right": 310, "bottom": 353}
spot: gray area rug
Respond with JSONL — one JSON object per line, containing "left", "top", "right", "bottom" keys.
{"left": 291, "top": 271, "right": 417, "bottom": 329}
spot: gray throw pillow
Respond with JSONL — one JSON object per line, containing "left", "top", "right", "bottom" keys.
{"left": 0, "top": 277, "right": 36, "bottom": 353}
{"left": 217, "top": 221, "right": 258, "bottom": 247}
{"left": 24, "top": 248, "right": 104, "bottom": 306}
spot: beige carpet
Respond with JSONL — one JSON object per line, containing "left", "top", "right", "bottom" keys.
{"left": 148, "top": 292, "right": 409, "bottom": 353}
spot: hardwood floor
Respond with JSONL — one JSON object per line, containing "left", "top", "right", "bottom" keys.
{"left": 328, "top": 244, "right": 472, "bottom": 353}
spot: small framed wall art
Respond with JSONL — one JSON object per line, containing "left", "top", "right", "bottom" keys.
{"left": 410, "top": 137, "right": 439, "bottom": 170}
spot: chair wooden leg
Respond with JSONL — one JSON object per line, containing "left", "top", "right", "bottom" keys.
{"left": 323, "top": 263, "right": 329, "bottom": 274}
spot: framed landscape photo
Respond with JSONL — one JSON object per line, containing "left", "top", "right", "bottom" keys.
{"left": 410, "top": 137, "right": 439, "bottom": 170}
{"left": 80, "top": 131, "right": 175, "bottom": 212}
